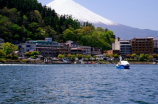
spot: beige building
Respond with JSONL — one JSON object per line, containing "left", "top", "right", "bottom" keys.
{"left": 112, "top": 37, "right": 120, "bottom": 50}
{"left": 104, "top": 50, "right": 120, "bottom": 56}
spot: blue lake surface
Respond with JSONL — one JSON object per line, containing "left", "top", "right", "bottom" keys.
{"left": 0, "top": 64, "right": 158, "bottom": 104}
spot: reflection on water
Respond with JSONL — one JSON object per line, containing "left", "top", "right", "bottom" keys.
{"left": 0, "top": 64, "right": 158, "bottom": 103}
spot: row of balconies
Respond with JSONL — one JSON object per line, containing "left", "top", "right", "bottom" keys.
{"left": 132, "top": 48, "right": 153, "bottom": 50}
{"left": 132, "top": 50, "right": 153, "bottom": 52}
{"left": 133, "top": 39, "right": 153, "bottom": 41}
{"left": 132, "top": 44, "right": 153, "bottom": 46}
{"left": 132, "top": 42, "right": 153, "bottom": 44}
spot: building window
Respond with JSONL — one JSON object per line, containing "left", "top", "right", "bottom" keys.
{"left": 26, "top": 45, "right": 31, "bottom": 47}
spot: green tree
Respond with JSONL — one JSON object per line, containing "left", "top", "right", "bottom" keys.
{"left": 67, "top": 54, "right": 72, "bottom": 59}
{"left": 114, "top": 54, "right": 118, "bottom": 58}
{"left": 34, "top": 10, "right": 42, "bottom": 23}
{"left": 35, "top": 27, "right": 45, "bottom": 39}
{"left": 87, "top": 55, "right": 91, "bottom": 60}
{"left": 1, "top": 42, "right": 18, "bottom": 55}
{"left": 152, "top": 53, "right": 157, "bottom": 58}
{"left": 138, "top": 56, "right": 144, "bottom": 61}
{"left": 71, "top": 55, "right": 75, "bottom": 60}
{"left": 145, "top": 54, "right": 149, "bottom": 58}
{"left": 31, "top": 51, "right": 39, "bottom": 56}
{"left": 93, "top": 55, "right": 97, "bottom": 60}
{"left": 126, "top": 54, "right": 131, "bottom": 58}
{"left": 25, "top": 52, "right": 30, "bottom": 56}
{"left": 105, "top": 54, "right": 110, "bottom": 58}
{"left": 10, "top": 24, "right": 21, "bottom": 32}
{"left": 140, "top": 54, "right": 145, "bottom": 57}
{"left": 27, "top": 38, "right": 32, "bottom": 41}
{"left": 96, "top": 27, "right": 104, "bottom": 32}
{"left": 58, "top": 54, "right": 64, "bottom": 59}
{"left": 76, "top": 54, "right": 82, "bottom": 59}
{"left": 63, "top": 28, "right": 76, "bottom": 41}
{"left": 0, "top": 50, "right": 6, "bottom": 58}
{"left": 26, "top": 31, "right": 33, "bottom": 39}
{"left": 12, "top": 54, "right": 18, "bottom": 60}
{"left": 45, "top": 26, "right": 57, "bottom": 40}
{"left": 28, "top": 22, "right": 39, "bottom": 32}
{"left": 138, "top": 54, "right": 145, "bottom": 61}
{"left": 82, "top": 55, "right": 87, "bottom": 60}
{"left": 30, "top": 56, "right": 35, "bottom": 59}
{"left": 74, "top": 29, "right": 84, "bottom": 42}
{"left": 131, "top": 53, "right": 137, "bottom": 59}
{"left": 148, "top": 55, "right": 153, "bottom": 61}
{"left": 13, "top": 34, "right": 20, "bottom": 40}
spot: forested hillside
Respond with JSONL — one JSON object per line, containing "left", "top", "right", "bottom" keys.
{"left": 0, "top": 0, "right": 115, "bottom": 50}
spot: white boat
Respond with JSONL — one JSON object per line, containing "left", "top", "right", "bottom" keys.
{"left": 63, "top": 59, "right": 68, "bottom": 63}
{"left": 116, "top": 57, "right": 130, "bottom": 69}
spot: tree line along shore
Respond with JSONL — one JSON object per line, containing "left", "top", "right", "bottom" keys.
{"left": 0, "top": 42, "right": 157, "bottom": 64}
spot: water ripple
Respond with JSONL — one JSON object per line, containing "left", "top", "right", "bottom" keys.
{"left": 0, "top": 64, "right": 158, "bottom": 103}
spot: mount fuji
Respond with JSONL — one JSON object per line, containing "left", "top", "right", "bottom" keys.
{"left": 46, "top": 0, "right": 158, "bottom": 39}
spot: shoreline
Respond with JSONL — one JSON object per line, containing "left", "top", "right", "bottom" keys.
{"left": 0, "top": 61, "right": 157, "bottom": 65}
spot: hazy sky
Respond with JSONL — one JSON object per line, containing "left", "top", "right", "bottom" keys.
{"left": 38, "top": 0, "right": 158, "bottom": 31}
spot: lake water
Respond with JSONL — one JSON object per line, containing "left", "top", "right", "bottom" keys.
{"left": 0, "top": 64, "right": 158, "bottom": 104}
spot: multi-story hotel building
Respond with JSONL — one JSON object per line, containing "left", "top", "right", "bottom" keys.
{"left": 112, "top": 38, "right": 131, "bottom": 57}
{"left": 80, "top": 46, "right": 91, "bottom": 55}
{"left": 18, "top": 42, "right": 36, "bottom": 57}
{"left": 27, "top": 38, "right": 59, "bottom": 57}
{"left": 120, "top": 40, "right": 131, "bottom": 57}
{"left": 91, "top": 47, "right": 102, "bottom": 56}
{"left": 70, "top": 48, "right": 85, "bottom": 55}
{"left": 131, "top": 37, "right": 154, "bottom": 55}
{"left": 154, "top": 39, "right": 158, "bottom": 54}
{"left": 58, "top": 43, "right": 69, "bottom": 56}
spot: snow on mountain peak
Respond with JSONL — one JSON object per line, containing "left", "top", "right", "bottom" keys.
{"left": 46, "top": 0, "right": 118, "bottom": 25}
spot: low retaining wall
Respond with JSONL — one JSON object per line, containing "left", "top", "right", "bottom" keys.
{"left": 129, "top": 62, "right": 154, "bottom": 64}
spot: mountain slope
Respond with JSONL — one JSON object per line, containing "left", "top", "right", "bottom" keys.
{"left": 47, "top": 0, "right": 158, "bottom": 39}
{"left": 0, "top": 0, "right": 81, "bottom": 42}
{"left": 95, "top": 23, "right": 158, "bottom": 39}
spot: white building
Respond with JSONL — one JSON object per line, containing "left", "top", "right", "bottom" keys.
{"left": 65, "top": 40, "right": 80, "bottom": 48}
{"left": 96, "top": 54, "right": 105, "bottom": 60}
{"left": 45, "top": 37, "right": 52, "bottom": 42}
{"left": 154, "top": 39, "right": 158, "bottom": 48}
{"left": 112, "top": 37, "right": 120, "bottom": 50}
{"left": 112, "top": 38, "right": 131, "bottom": 57}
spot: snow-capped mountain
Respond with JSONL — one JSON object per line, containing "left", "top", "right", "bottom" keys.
{"left": 47, "top": 0, "right": 117, "bottom": 25}
{"left": 47, "top": 0, "right": 158, "bottom": 39}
